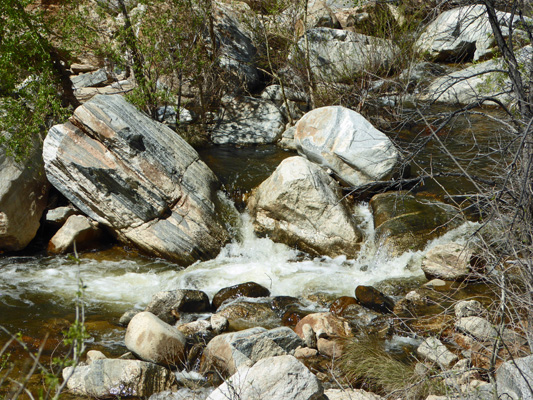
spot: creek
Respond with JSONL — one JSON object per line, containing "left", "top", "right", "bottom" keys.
{"left": 0, "top": 106, "right": 509, "bottom": 387}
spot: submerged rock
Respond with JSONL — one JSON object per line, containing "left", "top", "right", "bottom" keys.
{"left": 0, "top": 142, "right": 49, "bottom": 251}
{"left": 295, "top": 106, "right": 399, "bottom": 187}
{"left": 247, "top": 156, "right": 363, "bottom": 258}
{"left": 370, "top": 191, "right": 463, "bottom": 256}
{"left": 43, "top": 94, "right": 228, "bottom": 265}
{"left": 355, "top": 285, "right": 394, "bottom": 314}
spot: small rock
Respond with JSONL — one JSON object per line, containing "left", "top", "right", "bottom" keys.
{"left": 454, "top": 300, "right": 484, "bottom": 318}
{"left": 417, "top": 337, "right": 458, "bottom": 368}
{"left": 177, "top": 319, "right": 211, "bottom": 337}
{"left": 210, "top": 314, "right": 229, "bottom": 334}
{"left": 86, "top": 350, "right": 107, "bottom": 364}
{"left": 294, "top": 312, "right": 352, "bottom": 339}
{"left": 324, "top": 388, "right": 383, "bottom": 400}
{"left": 302, "top": 324, "right": 317, "bottom": 348}
{"left": 119, "top": 309, "right": 140, "bottom": 327}
{"left": 71, "top": 68, "right": 109, "bottom": 89}
{"left": 212, "top": 282, "right": 270, "bottom": 311}
{"left": 294, "top": 347, "right": 318, "bottom": 358}
{"left": 145, "top": 289, "right": 210, "bottom": 322}
{"left": 124, "top": 312, "right": 186, "bottom": 367}
{"left": 330, "top": 296, "right": 358, "bottom": 315}
{"left": 47, "top": 215, "right": 105, "bottom": 254}
{"left": 422, "top": 243, "right": 473, "bottom": 281}
{"left": 45, "top": 206, "right": 78, "bottom": 227}
{"left": 317, "top": 338, "right": 343, "bottom": 358}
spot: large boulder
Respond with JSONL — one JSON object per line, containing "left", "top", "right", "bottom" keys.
{"left": 292, "top": 28, "right": 397, "bottom": 82}
{"left": 124, "top": 312, "right": 187, "bottom": 367}
{"left": 416, "top": 5, "right": 527, "bottom": 62}
{"left": 43, "top": 94, "right": 228, "bottom": 265}
{"left": 211, "top": 95, "right": 286, "bottom": 145}
{"left": 247, "top": 156, "right": 363, "bottom": 258}
{"left": 62, "top": 359, "right": 176, "bottom": 398}
{"left": 420, "top": 46, "right": 532, "bottom": 106}
{"left": 201, "top": 327, "right": 304, "bottom": 376}
{"left": 206, "top": 355, "right": 323, "bottom": 400}
{"left": 370, "top": 191, "right": 463, "bottom": 256}
{"left": 295, "top": 106, "right": 399, "bottom": 187}
{"left": 0, "top": 143, "right": 50, "bottom": 251}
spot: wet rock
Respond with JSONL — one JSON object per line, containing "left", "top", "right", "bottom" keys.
{"left": 45, "top": 206, "right": 78, "bottom": 228}
{"left": 421, "top": 243, "right": 473, "bottom": 281}
{"left": 70, "top": 68, "right": 110, "bottom": 89}
{"left": 247, "top": 156, "right": 363, "bottom": 258}
{"left": 329, "top": 296, "right": 358, "bottom": 315}
{"left": 496, "top": 355, "right": 533, "bottom": 400}
{"left": 211, "top": 95, "right": 286, "bottom": 145}
{"left": 215, "top": 298, "right": 280, "bottom": 330}
{"left": 43, "top": 94, "right": 228, "bottom": 265}
{"left": 201, "top": 327, "right": 304, "bottom": 376}
{"left": 206, "top": 355, "right": 323, "bottom": 400}
{"left": 176, "top": 319, "right": 212, "bottom": 338}
{"left": 292, "top": 28, "right": 397, "bottom": 82}
{"left": 212, "top": 282, "right": 270, "bottom": 311}
{"left": 271, "top": 296, "right": 303, "bottom": 316}
{"left": 63, "top": 359, "right": 176, "bottom": 398}
{"left": 119, "top": 309, "right": 140, "bottom": 327}
{"left": 124, "top": 312, "right": 186, "bottom": 367}
{"left": 282, "top": 309, "right": 313, "bottom": 327}
{"left": 145, "top": 289, "right": 210, "bottom": 322}
{"left": 210, "top": 314, "right": 229, "bottom": 334}
{"left": 370, "top": 191, "right": 463, "bottom": 256}
{"left": 0, "top": 141, "right": 50, "bottom": 251}
{"left": 47, "top": 215, "right": 106, "bottom": 254}
{"left": 454, "top": 300, "right": 485, "bottom": 318}
{"left": 294, "top": 312, "right": 352, "bottom": 340}
{"left": 295, "top": 106, "right": 399, "bottom": 187}
{"left": 324, "top": 388, "right": 383, "bottom": 400}
{"left": 417, "top": 337, "right": 458, "bottom": 368}
{"left": 355, "top": 285, "right": 395, "bottom": 314}
{"left": 416, "top": 5, "right": 526, "bottom": 62}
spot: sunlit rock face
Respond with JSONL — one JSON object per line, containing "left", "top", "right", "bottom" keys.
{"left": 295, "top": 106, "right": 399, "bottom": 188}
{"left": 0, "top": 141, "right": 49, "bottom": 251}
{"left": 43, "top": 94, "right": 228, "bottom": 265}
{"left": 247, "top": 156, "right": 363, "bottom": 258}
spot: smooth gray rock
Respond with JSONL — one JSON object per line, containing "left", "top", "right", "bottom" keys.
{"left": 421, "top": 243, "right": 473, "bottom": 281}
{"left": 45, "top": 206, "right": 78, "bottom": 227}
{"left": 43, "top": 94, "right": 228, "bottom": 265}
{"left": 292, "top": 28, "right": 397, "bottom": 82}
{"left": 47, "top": 215, "right": 105, "bottom": 254}
{"left": 124, "top": 312, "right": 186, "bottom": 367}
{"left": 211, "top": 95, "right": 286, "bottom": 145}
{"left": 295, "top": 106, "right": 399, "bottom": 187}
{"left": 62, "top": 359, "right": 176, "bottom": 398}
{"left": 149, "top": 388, "right": 213, "bottom": 400}
{"left": 420, "top": 46, "right": 532, "bottom": 106}
{"left": 0, "top": 142, "right": 49, "bottom": 251}
{"left": 206, "top": 355, "right": 323, "bottom": 400}
{"left": 496, "top": 355, "right": 533, "bottom": 400}
{"left": 202, "top": 327, "right": 304, "bottom": 376}
{"left": 71, "top": 68, "right": 109, "bottom": 89}
{"left": 416, "top": 5, "right": 527, "bottom": 62}
{"left": 455, "top": 316, "right": 497, "bottom": 342}
{"left": 247, "top": 156, "right": 363, "bottom": 258}
{"left": 417, "top": 337, "right": 458, "bottom": 368}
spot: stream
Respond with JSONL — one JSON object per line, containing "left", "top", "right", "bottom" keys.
{"left": 0, "top": 106, "right": 509, "bottom": 389}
